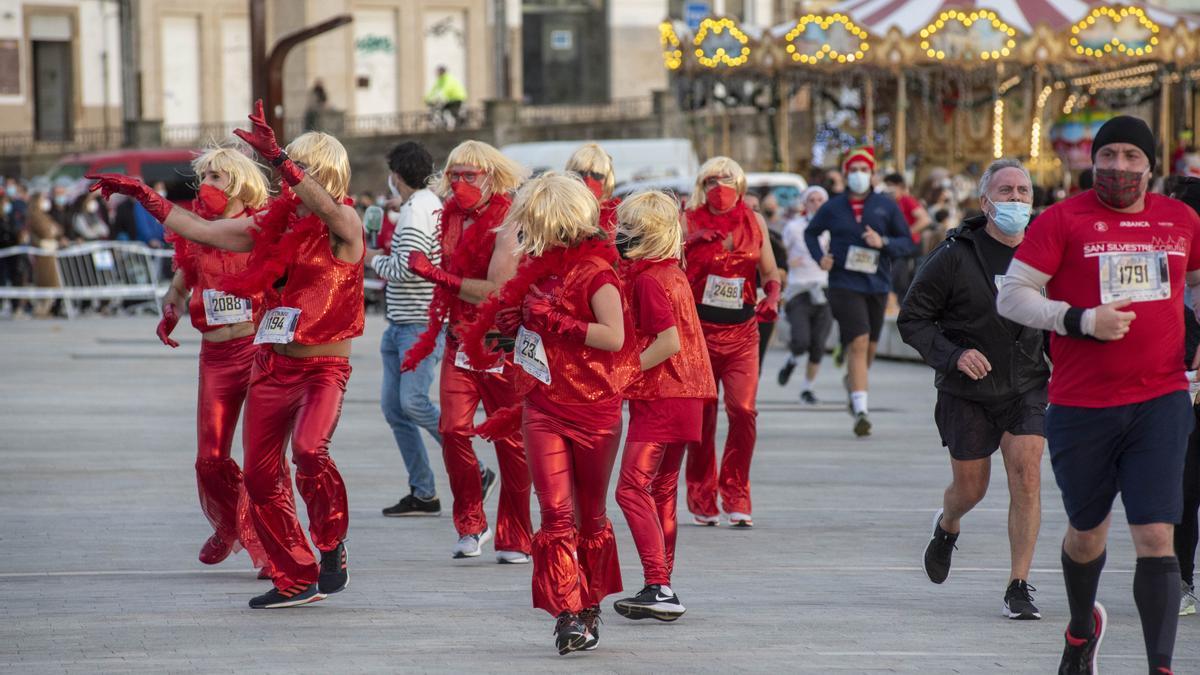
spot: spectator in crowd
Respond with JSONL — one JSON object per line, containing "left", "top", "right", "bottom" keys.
{"left": 69, "top": 192, "right": 110, "bottom": 241}
{"left": 27, "top": 192, "right": 64, "bottom": 318}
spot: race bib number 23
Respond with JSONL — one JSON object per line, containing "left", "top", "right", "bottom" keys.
{"left": 514, "top": 326, "right": 551, "bottom": 385}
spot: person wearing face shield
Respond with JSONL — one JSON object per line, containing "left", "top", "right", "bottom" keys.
{"left": 997, "top": 116, "right": 1200, "bottom": 675}
{"left": 805, "top": 146, "right": 917, "bottom": 437}
{"left": 897, "top": 158, "right": 1048, "bottom": 622}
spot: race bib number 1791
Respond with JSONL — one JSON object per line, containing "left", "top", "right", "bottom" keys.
{"left": 1097, "top": 251, "right": 1168, "bottom": 304}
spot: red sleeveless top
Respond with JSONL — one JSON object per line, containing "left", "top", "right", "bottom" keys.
{"left": 276, "top": 215, "right": 365, "bottom": 345}
{"left": 623, "top": 259, "right": 716, "bottom": 401}
{"left": 170, "top": 208, "right": 266, "bottom": 333}
{"left": 684, "top": 202, "right": 763, "bottom": 308}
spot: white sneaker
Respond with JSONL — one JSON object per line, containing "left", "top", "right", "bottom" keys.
{"left": 496, "top": 550, "right": 531, "bottom": 564}
{"left": 451, "top": 527, "right": 493, "bottom": 559}
{"left": 728, "top": 512, "right": 753, "bottom": 528}
{"left": 1182, "top": 582, "right": 1197, "bottom": 616}
{"left": 691, "top": 514, "right": 719, "bottom": 527}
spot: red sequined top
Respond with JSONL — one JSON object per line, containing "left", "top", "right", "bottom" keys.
{"left": 527, "top": 254, "right": 639, "bottom": 414}
{"left": 276, "top": 215, "right": 365, "bottom": 345}
{"left": 684, "top": 202, "right": 763, "bottom": 307}
{"left": 439, "top": 195, "right": 510, "bottom": 344}
{"left": 623, "top": 259, "right": 716, "bottom": 401}
{"left": 170, "top": 208, "right": 267, "bottom": 333}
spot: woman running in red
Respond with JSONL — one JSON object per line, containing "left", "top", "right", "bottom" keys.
{"left": 613, "top": 190, "right": 716, "bottom": 621}
{"left": 461, "top": 173, "right": 638, "bottom": 655}
{"left": 90, "top": 102, "right": 364, "bottom": 609}
{"left": 682, "top": 157, "right": 782, "bottom": 528}
{"left": 565, "top": 143, "right": 620, "bottom": 240}
{"left": 157, "top": 145, "right": 272, "bottom": 576}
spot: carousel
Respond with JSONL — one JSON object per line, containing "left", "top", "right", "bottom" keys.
{"left": 660, "top": 1, "right": 1200, "bottom": 184}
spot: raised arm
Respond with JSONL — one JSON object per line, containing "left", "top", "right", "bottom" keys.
{"left": 88, "top": 173, "right": 256, "bottom": 251}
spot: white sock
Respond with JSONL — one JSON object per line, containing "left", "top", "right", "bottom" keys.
{"left": 851, "top": 391, "right": 868, "bottom": 415}
{"left": 658, "top": 584, "right": 674, "bottom": 597}
{"left": 802, "top": 376, "right": 815, "bottom": 392}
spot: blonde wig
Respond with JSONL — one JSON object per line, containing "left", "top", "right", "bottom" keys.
{"left": 565, "top": 143, "right": 615, "bottom": 199}
{"left": 616, "top": 191, "right": 683, "bottom": 261}
{"left": 503, "top": 172, "right": 600, "bottom": 257}
{"left": 286, "top": 132, "right": 350, "bottom": 201}
{"left": 433, "top": 140, "right": 528, "bottom": 200}
{"left": 685, "top": 156, "right": 747, "bottom": 210}
{"left": 192, "top": 145, "right": 269, "bottom": 209}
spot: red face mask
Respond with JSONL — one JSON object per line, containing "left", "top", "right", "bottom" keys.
{"left": 196, "top": 184, "right": 229, "bottom": 218}
{"left": 583, "top": 176, "right": 605, "bottom": 200}
{"left": 1093, "top": 168, "right": 1147, "bottom": 209}
{"left": 706, "top": 185, "right": 739, "bottom": 212}
{"left": 451, "top": 181, "right": 483, "bottom": 211}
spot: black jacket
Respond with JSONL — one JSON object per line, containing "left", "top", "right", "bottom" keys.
{"left": 897, "top": 216, "right": 1049, "bottom": 403}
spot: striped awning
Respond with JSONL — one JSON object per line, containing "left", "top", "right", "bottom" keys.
{"left": 828, "top": 0, "right": 1199, "bottom": 35}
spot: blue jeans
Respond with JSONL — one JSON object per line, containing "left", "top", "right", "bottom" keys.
{"left": 380, "top": 322, "right": 444, "bottom": 499}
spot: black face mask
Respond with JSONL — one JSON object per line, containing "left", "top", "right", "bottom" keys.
{"left": 615, "top": 233, "right": 641, "bottom": 259}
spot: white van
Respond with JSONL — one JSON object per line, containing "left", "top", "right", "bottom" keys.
{"left": 500, "top": 138, "right": 699, "bottom": 185}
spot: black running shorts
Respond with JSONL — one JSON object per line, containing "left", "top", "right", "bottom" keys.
{"left": 827, "top": 287, "right": 887, "bottom": 346}
{"left": 934, "top": 388, "right": 1047, "bottom": 461}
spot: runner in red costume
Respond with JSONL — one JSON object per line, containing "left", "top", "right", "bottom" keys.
{"left": 611, "top": 191, "right": 716, "bottom": 622}
{"left": 89, "top": 101, "right": 364, "bottom": 609}
{"left": 682, "top": 157, "right": 782, "bottom": 528}
{"left": 565, "top": 143, "right": 620, "bottom": 243}
{"left": 461, "top": 173, "right": 638, "bottom": 655}
{"left": 158, "top": 145, "right": 272, "bottom": 577}
{"left": 402, "top": 140, "right": 533, "bottom": 563}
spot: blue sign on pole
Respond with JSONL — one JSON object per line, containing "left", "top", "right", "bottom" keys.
{"left": 684, "top": 1, "right": 710, "bottom": 32}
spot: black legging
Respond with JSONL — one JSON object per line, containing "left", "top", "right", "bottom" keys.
{"left": 1176, "top": 404, "right": 1200, "bottom": 586}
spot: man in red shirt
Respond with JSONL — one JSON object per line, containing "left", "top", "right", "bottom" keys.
{"left": 998, "top": 116, "right": 1200, "bottom": 674}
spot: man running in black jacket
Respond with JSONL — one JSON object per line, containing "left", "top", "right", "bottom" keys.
{"left": 898, "top": 158, "right": 1048, "bottom": 620}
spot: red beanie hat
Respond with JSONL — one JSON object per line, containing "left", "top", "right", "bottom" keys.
{"left": 842, "top": 146, "right": 876, "bottom": 174}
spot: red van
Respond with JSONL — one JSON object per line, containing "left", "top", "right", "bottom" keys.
{"left": 47, "top": 148, "right": 202, "bottom": 203}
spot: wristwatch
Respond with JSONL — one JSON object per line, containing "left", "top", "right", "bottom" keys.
{"left": 270, "top": 150, "right": 289, "bottom": 167}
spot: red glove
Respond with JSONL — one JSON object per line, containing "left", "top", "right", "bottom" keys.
{"left": 87, "top": 174, "right": 173, "bottom": 222}
{"left": 522, "top": 288, "right": 589, "bottom": 343}
{"left": 408, "top": 250, "right": 462, "bottom": 293}
{"left": 156, "top": 303, "right": 181, "bottom": 348}
{"left": 234, "top": 100, "right": 304, "bottom": 186}
{"left": 685, "top": 228, "right": 724, "bottom": 248}
{"left": 494, "top": 306, "right": 522, "bottom": 336}
{"left": 756, "top": 279, "right": 781, "bottom": 323}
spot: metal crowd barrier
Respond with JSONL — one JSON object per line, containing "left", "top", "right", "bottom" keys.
{"left": 0, "top": 241, "right": 173, "bottom": 318}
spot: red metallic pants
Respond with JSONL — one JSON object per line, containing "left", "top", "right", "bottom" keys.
{"left": 616, "top": 441, "right": 685, "bottom": 586}
{"left": 438, "top": 352, "right": 532, "bottom": 553}
{"left": 242, "top": 349, "right": 350, "bottom": 590}
{"left": 195, "top": 335, "right": 268, "bottom": 568}
{"left": 686, "top": 319, "right": 759, "bottom": 517}
{"left": 525, "top": 406, "right": 622, "bottom": 616}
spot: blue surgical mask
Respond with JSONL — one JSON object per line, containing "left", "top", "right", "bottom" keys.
{"left": 988, "top": 198, "right": 1031, "bottom": 236}
{"left": 847, "top": 170, "right": 871, "bottom": 195}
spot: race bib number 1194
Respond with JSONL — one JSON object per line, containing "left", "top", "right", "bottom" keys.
{"left": 254, "top": 307, "right": 301, "bottom": 345}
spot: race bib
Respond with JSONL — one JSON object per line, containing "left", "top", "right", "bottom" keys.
{"left": 845, "top": 245, "right": 880, "bottom": 274}
{"left": 1188, "top": 370, "right": 1200, "bottom": 401}
{"left": 701, "top": 274, "right": 745, "bottom": 309}
{"left": 202, "top": 289, "right": 252, "bottom": 326}
{"left": 514, "top": 326, "right": 551, "bottom": 385}
{"left": 254, "top": 307, "right": 301, "bottom": 345}
{"left": 454, "top": 349, "right": 504, "bottom": 374}
{"left": 1097, "top": 251, "right": 1168, "bottom": 304}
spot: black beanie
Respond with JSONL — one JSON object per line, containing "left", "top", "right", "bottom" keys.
{"left": 1091, "top": 115, "right": 1157, "bottom": 170}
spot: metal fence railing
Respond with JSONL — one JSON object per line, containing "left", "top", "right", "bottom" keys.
{"left": 0, "top": 242, "right": 173, "bottom": 318}
{"left": 517, "top": 96, "right": 655, "bottom": 127}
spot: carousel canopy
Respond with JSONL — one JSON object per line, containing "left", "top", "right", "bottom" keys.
{"left": 831, "top": 0, "right": 1199, "bottom": 36}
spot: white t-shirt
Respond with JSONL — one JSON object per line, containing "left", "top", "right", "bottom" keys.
{"left": 782, "top": 215, "right": 828, "bottom": 299}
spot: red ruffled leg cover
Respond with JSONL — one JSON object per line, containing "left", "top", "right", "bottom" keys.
{"left": 438, "top": 355, "right": 487, "bottom": 537}
{"left": 478, "top": 366, "right": 532, "bottom": 554}
{"left": 288, "top": 356, "right": 351, "bottom": 554}
{"left": 616, "top": 441, "right": 672, "bottom": 586}
{"left": 525, "top": 408, "right": 585, "bottom": 616}
{"left": 651, "top": 442, "right": 686, "bottom": 581}
{"left": 574, "top": 419, "right": 623, "bottom": 607}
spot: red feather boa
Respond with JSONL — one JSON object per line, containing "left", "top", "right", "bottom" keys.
{"left": 460, "top": 237, "right": 619, "bottom": 441}
{"left": 682, "top": 200, "right": 754, "bottom": 290}
{"left": 400, "top": 193, "right": 513, "bottom": 372}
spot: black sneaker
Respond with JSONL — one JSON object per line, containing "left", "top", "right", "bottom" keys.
{"left": 1003, "top": 579, "right": 1042, "bottom": 620}
{"left": 777, "top": 358, "right": 796, "bottom": 386}
{"left": 480, "top": 467, "right": 498, "bottom": 504}
{"left": 382, "top": 493, "right": 441, "bottom": 517}
{"left": 1058, "top": 602, "right": 1106, "bottom": 674}
{"left": 614, "top": 584, "right": 687, "bottom": 622}
{"left": 853, "top": 412, "right": 871, "bottom": 437}
{"left": 923, "top": 509, "right": 958, "bottom": 584}
{"left": 800, "top": 390, "right": 819, "bottom": 405}
{"left": 579, "top": 605, "right": 601, "bottom": 651}
{"left": 554, "top": 611, "right": 589, "bottom": 656}
{"left": 248, "top": 582, "right": 324, "bottom": 609}
{"left": 318, "top": 541, "right": 348, "bottom": 595}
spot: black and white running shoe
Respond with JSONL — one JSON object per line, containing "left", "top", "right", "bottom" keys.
{"left": 480, "top": 467, "right": 498, "bottom": 504}
{"left": 318, "top": 541, "right": 348, "bottom": 595}
{"left": 923, "top": 508, "right": 958, "bottom": 584}
{"left": 613, "top": 584, "right": 687, "bottom": 622}
{"left": 579, "top": 606, "right": 601, "bottom": 650}
{"left": 382, "top": 493, "right": 441, "bottom": 517}
{"left": 1003, "top": 579, "right": 1041, "bottom": 620}
{"left": 248, "top": 583, "right": 324, "bottom": 609}
{"left": 554, "top": 611, "right": 589, "bottom": 655}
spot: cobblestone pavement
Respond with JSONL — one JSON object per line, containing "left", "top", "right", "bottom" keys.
{"left": 1, "top": 315, "right": 1197, "bottom": 673}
